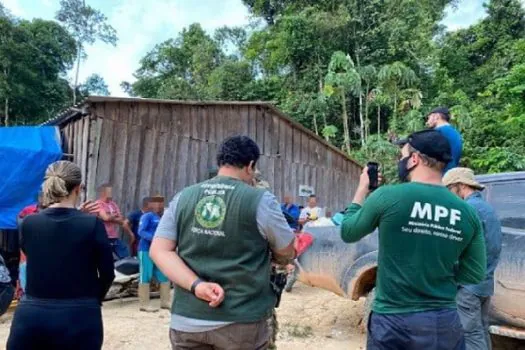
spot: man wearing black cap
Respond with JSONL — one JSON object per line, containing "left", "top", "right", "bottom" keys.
{"left": 426, "top": 107, "right": 463, "bottom": 173}
{"left": 341, "top": 129, "right": 486, "bottom": 350}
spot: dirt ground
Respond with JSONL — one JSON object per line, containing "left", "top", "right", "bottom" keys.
{"left": 0, "top": 282, "right": 366, "bottom": 349}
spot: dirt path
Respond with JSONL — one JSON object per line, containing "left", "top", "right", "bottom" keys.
{"left": 0, "top": 283, "right": 366, "bottom": 349}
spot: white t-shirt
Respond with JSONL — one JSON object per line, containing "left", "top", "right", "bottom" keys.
{"left": 304, "top": 217, "right": 335, "bottom": 228}
{"left": 299, "top": 206, "right": 323, "bottom": 221}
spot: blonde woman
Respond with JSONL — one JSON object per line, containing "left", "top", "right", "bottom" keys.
{"left": 7, "top": 161, "right": 115, "bottom": 350}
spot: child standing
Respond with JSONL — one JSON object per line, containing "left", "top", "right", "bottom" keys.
{"left": 138, "top": 196, "right": 170, "bottom": 312}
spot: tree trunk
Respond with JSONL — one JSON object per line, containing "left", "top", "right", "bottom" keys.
{"left": 377, "top": 105, "right": 381, "bottom": 135}
{"left": 359, "top": 92, "right": 365, "bottom": 147}
{"left": 392, "top": 92, "right": 398, "bottom": 132}
{"left": 318, "top": 71, "right": 328, "bottom": 131}
{"left": 341, "top": 90, "right": 351, "bottom": 153}
{"left": 4, "top": 97, "right": 8, "bottom": 126}
{"left": 318, "top": 73, "right": 329, "bottom": 142}
{"left": 354, "top": 44, "right": 364, "bottom": 147}
{"left": 313, "top": 113, "right": 319, "bottom": 135}
{"left": 364, "top": 83, "right": 370, "bottom": 141}
{"left": 73, "top": 43, "right": 82, "bottom": 104}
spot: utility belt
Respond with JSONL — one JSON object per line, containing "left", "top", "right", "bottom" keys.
{"left": 270, "top": 265, "right": 287, "bottom": 308}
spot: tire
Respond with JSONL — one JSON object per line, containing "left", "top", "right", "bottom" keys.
{"left": 491, "top": 334, "right": 525, "bottom": 350}
{"left": 361, "top": 287, "right": 375, "bottom": 333}
{"left": 268, "top": 309, "right": 279, "bottom": 349}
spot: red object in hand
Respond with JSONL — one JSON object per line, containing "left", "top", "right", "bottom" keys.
{"left": 294, "top": 233, "right": 314, "bottom": 257}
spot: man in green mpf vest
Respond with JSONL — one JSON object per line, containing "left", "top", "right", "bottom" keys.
{"left": 151, "top": 135, "right": 296, "bottom": 350}
{"left": 342, "top": 129, "right": 486, "bottom": 350}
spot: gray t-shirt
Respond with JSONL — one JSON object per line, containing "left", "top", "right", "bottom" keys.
{"left": 156, "top": 191, "right": 295, "bottom": 332}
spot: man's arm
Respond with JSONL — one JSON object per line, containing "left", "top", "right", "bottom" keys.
{"left": 79, "top": 200, "right": 101, "bottom": 215}
{"left": 341, "top": 167, "right": 384, "bottom": 243}
{"left": 257, "top": 192, "right": 296, "bottom": 264}
{"left": 96, "top": 202, "right": 123, "bottom": 224}
{"left": 149, "top": 194, "right": 225, "bottom": 308}
{"left": 456, "top": 217, "right": 487, "bottom": 285}
{"left": 97, "top": 207, "right": 113, "bottom": 222}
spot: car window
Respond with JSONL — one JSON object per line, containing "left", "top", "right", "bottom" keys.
{"left": 484, "top": 180, "right": 525, "bottom": 230}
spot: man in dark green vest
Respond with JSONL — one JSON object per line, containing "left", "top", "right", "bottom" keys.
{"left": 151, "top": 135, "right": 296, "bottom": 350}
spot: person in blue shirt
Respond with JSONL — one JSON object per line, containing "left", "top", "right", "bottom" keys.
{"left": 281, "top": 195, "right": 300, "bottom": 231}
{"left": 426, "top": 107, "right": 463, "bottom": 173}
{"left": 138, "top": 196, "right": 170, "bottom": 312}
{"left": 125, "top": 197, "right": 151, "bottom": 257}
{"left": 443, "top": 168, "right": 502, "bottom": 350}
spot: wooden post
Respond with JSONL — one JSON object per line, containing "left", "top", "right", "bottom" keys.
{"left": 86, "top": 117, "right": 103, "bottom": 201}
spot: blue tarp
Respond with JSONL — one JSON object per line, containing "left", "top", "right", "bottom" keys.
{"left": 0, "top": 127, "right": 63, "bottom": 229}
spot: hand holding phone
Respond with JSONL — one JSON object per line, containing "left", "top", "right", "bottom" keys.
{"left": 367, "top": 162, "right": 379, "bottom": 191}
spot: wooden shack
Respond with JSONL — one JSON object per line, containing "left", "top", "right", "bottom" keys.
{"left": 45, "top": 96, "right": 362, "bottom": 214}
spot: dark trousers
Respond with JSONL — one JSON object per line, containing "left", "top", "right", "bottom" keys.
{"left": 457, "top": 287, "right": 492, "bottom": 350}
{"left": 0, "top": 283, "right": 14, "bottom": 316}
{"left": 367, "top": 308, "right": 466, "bottom": 350}
{"left": 7, "top": 296, "right": 103, "bottom": 350}
{"left": 170, "top": 319, "right": 269, "bottom": 350}
{"left": 109, "top": 238, "right": 129, "bottom": 260}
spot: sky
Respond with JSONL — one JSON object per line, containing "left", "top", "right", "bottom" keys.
{"left": 1, "top": 0, "right": 517, "bottom": 96}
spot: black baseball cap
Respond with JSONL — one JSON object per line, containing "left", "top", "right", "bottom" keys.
{"left": 395, "top": 129, "right": 452, "bottom": 163}
{"left": 427, "top": 107, "right": 451, "bottom": 121}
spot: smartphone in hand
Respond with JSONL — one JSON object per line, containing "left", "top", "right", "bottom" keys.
{"left": 367, "top": 162, "right": 379, "bottom": 191}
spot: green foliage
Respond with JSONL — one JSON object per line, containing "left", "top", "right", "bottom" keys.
{"left": 123, "top": 0, "right": 525, "bottom": 175}
{"left": 56, "top": 0, "right": 117, "bottom": 47}
{"left": 80, "top": 73, "right": 110, "bottom": 96}
{"left": 2, "top": 0, "right": 523, "bottom": 177}
{"left": 324, "top": 51, "right": 361, "bottom": 151}
{"left": 207, "top": 60, "right": 253, "bottom": 100}
{"left": 322, "top": 125, "right": 338, "bottom": 141}
{"left": 352, "top": 135, "right": 400, "bottom": 184}
{"left": 126, "top": 24, "right": 225, "bottom": 100}
{"left": 0, "top": 16, "right": 77, "bottom": 125}
{"left": 434, "top": 0, "right": 525, "bottom": 173}
{"left": 56, "top": 0, "right": 117, "bottom": 103}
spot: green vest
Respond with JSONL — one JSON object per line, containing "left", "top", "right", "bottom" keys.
{"left": 173, "top": 176, "right": 276, "bottom": 322}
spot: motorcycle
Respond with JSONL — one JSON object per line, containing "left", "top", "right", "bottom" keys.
{"left": 104, "top": 250, "right": 140, "bottom": 301}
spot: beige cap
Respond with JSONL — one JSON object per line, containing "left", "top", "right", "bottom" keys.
{"left": 253, "top": 169, "right": 271, "bottom": 189}
{"left": 443, "top": 167, "right": 485, "bottom": 190}
{"left": 255, "top": 180, "right": 271, "bottom": 189}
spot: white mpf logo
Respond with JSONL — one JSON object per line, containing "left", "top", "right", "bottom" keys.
{"left": 410, "top": 202, "right": 462, "bottom": 226}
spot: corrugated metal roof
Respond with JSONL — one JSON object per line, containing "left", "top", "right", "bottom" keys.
{"left": 43, "top": 96, "right": 279, "bottom": 127}
{"left": 44, "top": 95, "right": 362, "bottom": 166}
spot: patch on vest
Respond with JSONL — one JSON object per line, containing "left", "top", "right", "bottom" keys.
{"left": 195, "top": 195, "right": 226, "bottom": 229}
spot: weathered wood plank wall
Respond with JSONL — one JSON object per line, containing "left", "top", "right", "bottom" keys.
{"left": 61, "top": 100, "right": 361, "bottom": 215}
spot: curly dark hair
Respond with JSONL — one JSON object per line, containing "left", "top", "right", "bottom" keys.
{"left": 217, "top": 135, "right": 260, "bottom": 169}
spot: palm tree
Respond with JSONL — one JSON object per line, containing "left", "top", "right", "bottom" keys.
{"left": 324, "top": 51, "right": 361, "bottom": 152}
{"left": 378, "top": 62, "right": 418, "bottom": 133}
{"left": 369, "top": 87, "right": 390, "bottom": 135}
{"left": 306, "top": 92, "right": 329, "bottom": 137}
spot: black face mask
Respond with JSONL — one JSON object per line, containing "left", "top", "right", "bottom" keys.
{"left": 397, "top": 156, "right": 415, "bottom": 182}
